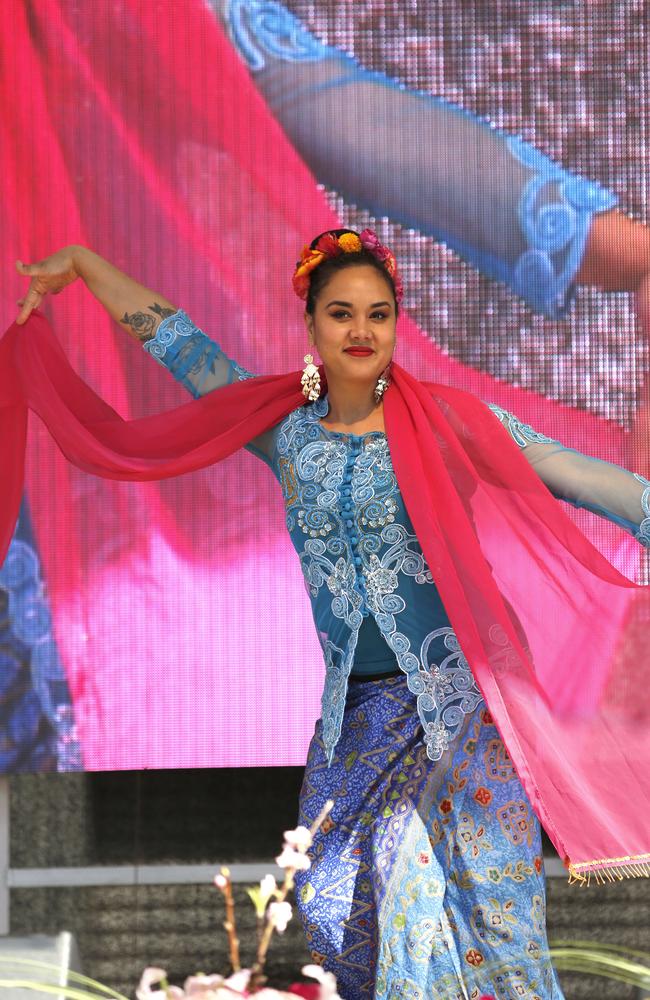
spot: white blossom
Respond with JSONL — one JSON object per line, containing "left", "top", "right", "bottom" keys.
{"left": 275, "top": 846, "right": 311, "bottom": 871}
{"left": 136, "top": 968, "right": 181, "bottom": 1000}
{"left": 282, "top": 825, "right": 313, "bottom": 852}
{"left": 268, "top": 900, "right": 293, "bottom": 933}
{"left": 260, "top": 873, "right": 277, "bottom": 896}
{"left": 224, "top": 970, "right": 250, "bottom": 991}
{"left": 184, "top": 973, "right": 226, "bottom": 995}
{"left": 301, "top": 964, "right": 343, "bottom": 1000}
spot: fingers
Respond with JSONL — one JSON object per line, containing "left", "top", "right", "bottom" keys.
{"left": 16, "top": 284, "right": 43, "bottom": 325}
{"left": 16, "top": 259, "right": 39, "bottom": 276}
{"left": 16, "top": 262, "right": 53, "bottom": 324}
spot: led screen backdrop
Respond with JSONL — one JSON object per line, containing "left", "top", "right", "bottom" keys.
{"left": 0, "top": 0, "right": 648, "bottom": 771}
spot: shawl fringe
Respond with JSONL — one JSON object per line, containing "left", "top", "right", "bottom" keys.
{"left": 568, "top": 853, "right": 650, "bottom": 885}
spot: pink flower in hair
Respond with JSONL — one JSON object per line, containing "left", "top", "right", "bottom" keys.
{"left": 359, "top": 229, "right": 388, "bottom": 261}
{"left": 359, "top": 229, "right": 404, "bottom": 303}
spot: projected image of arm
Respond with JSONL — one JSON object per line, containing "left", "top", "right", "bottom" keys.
{"left": 208, "top": 0, "right": 619, "bottom": 320}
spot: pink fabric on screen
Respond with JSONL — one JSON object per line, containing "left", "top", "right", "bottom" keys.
{"left": 0, "top": 0, "right": 639, "bottom": 772}
{"left": 0, "top": 313, "right": 648, "bottom": 878}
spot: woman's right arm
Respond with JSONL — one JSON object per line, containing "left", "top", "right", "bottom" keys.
{"left": 16, "top": 245, "right": 179, "bottom": 342}
{"left": 16, "top": 245, "right": 254, "bottom": 394}
{"left": 16, "top": 246, "right": 275, "bottom": 462}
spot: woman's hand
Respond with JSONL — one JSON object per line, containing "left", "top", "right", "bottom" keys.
{"left": 14, "top": 246, "right": 178, "bottom": 341}
{"left": 15, "top": 246, "right": 81, "bottom": 324}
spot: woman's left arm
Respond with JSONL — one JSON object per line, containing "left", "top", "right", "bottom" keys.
{"left": 489, "top": 405, "right": 650, "bottom": 545}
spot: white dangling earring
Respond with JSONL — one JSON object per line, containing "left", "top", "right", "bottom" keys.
{"left": 301, "top": 353, "right": 321, "bottom": 401}
{"left": 374, "top": 363, "right": 392, "bottom": 404}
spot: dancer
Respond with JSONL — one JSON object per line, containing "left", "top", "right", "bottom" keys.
{"left": 11, "top": 231, "right": 650, "bottom": 999}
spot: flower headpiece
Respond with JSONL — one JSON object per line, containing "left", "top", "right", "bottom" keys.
{"left": 292, "top": 229, "right": 404, "bottom": 305}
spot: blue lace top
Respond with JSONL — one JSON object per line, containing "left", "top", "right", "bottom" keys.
{"left": 145, "top": 311, "right": 650, "bottom": 765}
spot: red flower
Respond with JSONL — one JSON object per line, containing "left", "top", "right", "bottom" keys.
{"left": 440, "top": 798, "right": 452, "bottom": 814}
{"left": 474, "top": 786, "right": 493, "bottom": 807}
{"left": 534, "top": 856, "right": 543, "bottom": 873}
{"left": 292, "top": 273, "right": 310, "bottom": 300}
{"left": 288, "top": 985, "right": 320, "bottom": 999}
{"left": 465, "top": 948, "right": 484, "bottom": 967}
{"left": 315, "top": 232, "right": 342, "bottom": 256}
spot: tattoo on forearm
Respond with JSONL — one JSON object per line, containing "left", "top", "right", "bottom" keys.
{"left": 120, "top": 302, "right": 176, "bottom": 342}
{"left": 149, "top": 303, "right": 176, "bottom": 320}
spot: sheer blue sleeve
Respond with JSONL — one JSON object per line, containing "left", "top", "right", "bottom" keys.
{"left": 221, "top": 0, "right": 617, "bottom": 318}
{"left": 143, "top": 309, "right": 278, "bottom": 466}
{"left": 488, "top": 404, "right": 650, "bottom": 547}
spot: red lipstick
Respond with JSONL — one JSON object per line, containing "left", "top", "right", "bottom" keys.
{"left": 344, "top": 347, "right": 374, "bottom": 357}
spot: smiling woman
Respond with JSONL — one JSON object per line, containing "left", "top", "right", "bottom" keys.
{"left": 6, "top": 0, "right": 650, "bottom": 988}
{"left": 296, "top": 229, "right": 398, "bottom": 435}
{"left": 6, "top": 225, "right": 650, "bottom": 997}
{"left": 305, "top": 271, "right": 394, "bottom": 433}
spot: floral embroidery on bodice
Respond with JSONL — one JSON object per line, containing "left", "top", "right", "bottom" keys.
{"left": 274, "top": 396, "right": 483, "bottom": 763}
{"left": 144, "top": 309, "right": 650, "bottom": 767}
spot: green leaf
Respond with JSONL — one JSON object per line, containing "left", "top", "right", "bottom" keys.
{"left": 0, "top": 958, "right": 129, "bottom": 1000}
{"left": 546, "top": 944, "right": 650, "bottom": 989}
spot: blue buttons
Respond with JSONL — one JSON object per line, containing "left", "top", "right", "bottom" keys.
{"left": 350, "top": 535, "right": 358, "bottom": 546}
{"left": 354, "top": 556, "right": 362, "bottom": 567}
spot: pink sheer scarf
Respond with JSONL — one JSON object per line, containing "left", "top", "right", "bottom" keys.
{"left": 1, "top": 313, "right": 649, "bottom": 882}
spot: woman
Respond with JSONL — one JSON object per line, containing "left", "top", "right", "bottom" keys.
{"left": 12, "top": 230, "right": 650, "bottom": 999}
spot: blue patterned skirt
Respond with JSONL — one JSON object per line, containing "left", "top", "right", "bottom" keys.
{"left": 294, "top": 673, "right": 565, "bottom": 1000}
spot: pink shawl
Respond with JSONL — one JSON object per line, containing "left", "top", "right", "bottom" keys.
{"left": 1, "top": 313, "right": 649, "bottom": 883}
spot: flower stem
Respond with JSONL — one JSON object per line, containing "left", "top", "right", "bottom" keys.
{"left": 219, "top": 869, "right": 241, "bottom": 973}
{"left": 248, "top": 801, "right": 334, "bottom": 992}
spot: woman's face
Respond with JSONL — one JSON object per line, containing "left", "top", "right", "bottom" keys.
{"left": 304, "top": 265, "right": 397, "bottom": 392}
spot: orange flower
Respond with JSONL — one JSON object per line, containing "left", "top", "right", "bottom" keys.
{"left": 440, "top": 798, "right": 452, "bottom": 814}
{"left": 292, "top": 249, "right": 326, "bottom": 299}
{"left": 338, "top": 232, "right": 362, "bottom": 253}
{"left": 465, "top": 948, "right": 484, "bottom": 967}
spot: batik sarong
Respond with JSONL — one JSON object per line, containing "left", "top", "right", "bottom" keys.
{"left": 295, "top": 674, "right": 565, "bottom": 1000}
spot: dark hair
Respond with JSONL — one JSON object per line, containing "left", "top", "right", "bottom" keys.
{"left": 302, "top": 229, "right": 399, "bottom": 317}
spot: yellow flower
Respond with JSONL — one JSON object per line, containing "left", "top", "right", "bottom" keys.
{"left": 338, "top": 232, "right": 362, "bottom": 253}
